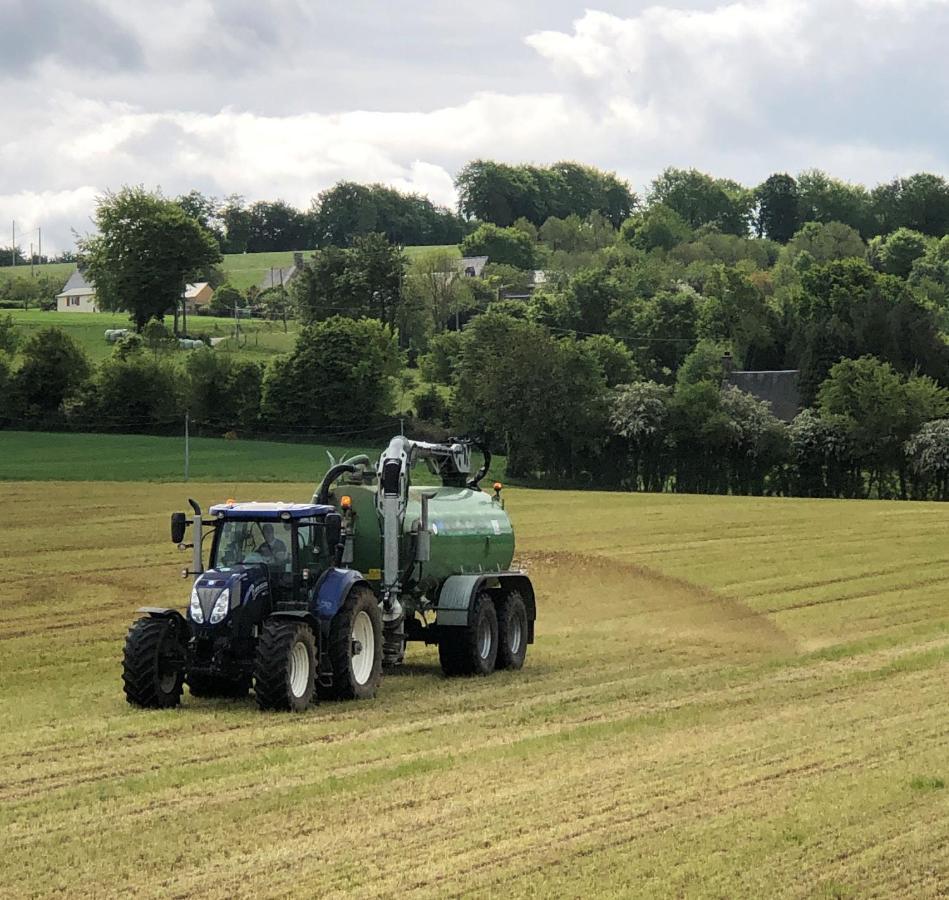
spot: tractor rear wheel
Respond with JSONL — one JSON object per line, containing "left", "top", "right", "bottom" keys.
{"left": 122, "top": 616, "right": 184, "bottom": 708}
{"left": 254, "top": 619, "right": 317, "bottom": 712}
{"left": 496, "top": 591, "right": 529, "bottom": 671}
{"left": 439, "top": 592, "right": 498, "bottom": 677}
{"left": 187, "top": 672, "right": 250, "bottom": 699}
{"left": 322, "top": 586, "right": 383, "bottom": 701}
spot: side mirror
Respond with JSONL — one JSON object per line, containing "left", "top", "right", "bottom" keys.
{"left": 324, "top": 512, "right": 342, "bottom": 551}
{"left": 171, "top": 512, "right": 187, "bottom": 544}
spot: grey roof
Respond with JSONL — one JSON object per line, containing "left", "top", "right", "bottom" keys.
{"left": 457, "top": 256, "right": 488, "bottom": 277}
{"left": 727, "top": 370, "right": 801, "bottom": 423}
{"left": 258, "top": 265, "right": 299, "bottom": 291}
{"left": 57, "top": 269, "right": 94, "bottom": 297}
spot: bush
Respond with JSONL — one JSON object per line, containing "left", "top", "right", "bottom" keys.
{"left": 418, "top": 330, "right": 464, "bottom": 384}
{"left": 12, "top": 327, "right": 91, "bottom": 421}
{"left": 262, "top": 316, "right": 401, "bottom": 430}
{"left": 85, "top": 354, "right": 180, "bottom": 429}
{"left": 185, "top": 349, "right": 262, "bottom": 430}
{"left": 414, "top": 384, "right": 449, "bottom": 425}
{"left": 0, "top": 313, "right": 19, "bottom": 354}
{"left": 460, "top": 224, "right": 536, "bottom": 270}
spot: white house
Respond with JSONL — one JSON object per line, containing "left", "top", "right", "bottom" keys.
{"left": 56, "top": 270, "right": 98, "bottom": 313}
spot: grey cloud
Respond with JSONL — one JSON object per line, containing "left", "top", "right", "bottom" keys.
{"left": 0, "top": 0, "right": 143, "bottom": 75}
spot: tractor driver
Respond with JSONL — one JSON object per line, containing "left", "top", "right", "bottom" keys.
{"left": 256, "top": 523, "right": 288, "bottom": 566}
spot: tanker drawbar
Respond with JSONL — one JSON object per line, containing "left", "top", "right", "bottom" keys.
{"left": 122, "top": 436, "right": 535, "bottom": 712}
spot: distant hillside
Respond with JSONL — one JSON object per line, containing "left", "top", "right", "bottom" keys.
{"left": 0, "top": 245, "right": 461, "bottom": 292}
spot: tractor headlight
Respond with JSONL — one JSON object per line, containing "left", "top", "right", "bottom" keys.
{"left": 209, "top": 588, "right": 231, "bottom": 625}
{"left": 189, "top": 584, "right": 204, "bottom": 623}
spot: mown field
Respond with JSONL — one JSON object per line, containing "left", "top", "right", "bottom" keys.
{"left": 2, "top": 309, "right": 299, "bottom": 363}
{"left": 0, "top": 244, "right": 459, "bottom": 292}
{"left": 1, "top": 479, "right": 946, "bottom": 898}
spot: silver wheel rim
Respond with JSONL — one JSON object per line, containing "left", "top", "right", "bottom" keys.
{"left": 478, "top": 615, "right": 492, "bottom": 659}
{"left": 351, "top": 610, "right": 375, "bottom": 686}
{"left": 509, "top": 615, "right": 523, "bottom": 655}
{"left": 289, "top": 640, "right": 310, "bottom": 698}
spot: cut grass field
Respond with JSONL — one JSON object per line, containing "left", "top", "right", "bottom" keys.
{"left": 2, "top": 308, "right": 299, "bottom": 363}
{"left": 0, "top": 244, "right": 460, "bottom": 292}
{"left": 1, "top": 481, "right": 946, "bottom": 897}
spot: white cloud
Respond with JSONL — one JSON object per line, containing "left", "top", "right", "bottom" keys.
{"left": 4, "top": 1, "right": 949, "bottom": 253}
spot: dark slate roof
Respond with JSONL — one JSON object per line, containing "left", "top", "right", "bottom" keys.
{"left": 457, "top": 256, "right": 488, "bottom": 277}
{"left": 727, "top": 370, "right": 801, "bottom": 423}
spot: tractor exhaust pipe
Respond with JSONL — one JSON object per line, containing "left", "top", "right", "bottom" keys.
{"left": 188, "top": 498, "right": 203, "bottom": 577}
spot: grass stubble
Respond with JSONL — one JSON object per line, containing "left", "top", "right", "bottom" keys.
{"left": 0, "top": 483, "right": 946, "bottom": 898}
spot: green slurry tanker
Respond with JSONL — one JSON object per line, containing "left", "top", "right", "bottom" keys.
{"left": 122, "top": 436, "right": 536, "bottom": 712}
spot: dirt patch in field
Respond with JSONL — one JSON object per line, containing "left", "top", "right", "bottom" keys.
{"left": 518, "top": 550, "right": 794, "bottom": 655}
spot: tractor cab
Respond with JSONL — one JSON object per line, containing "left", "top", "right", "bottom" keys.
{"left": 202, "top": 502, "right": 341, "bottom": 609}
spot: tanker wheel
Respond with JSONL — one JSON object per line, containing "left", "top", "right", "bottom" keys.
{"left": 322, "top": 586, "right": 383, "bottom": 701}
{"left": 254, "top": 619, "right": 317, "bottom": 712}
{"left": 439, "top": 592, "right": 498, "bottom": 677}
{"left": 187, "top": 672, "right": 250, "bottom": 699}
{"left": 122, "top": 616, "right": 184, "bottom": 709}
{"left": 496, "top": 591, "right": 528, "bottom": 671}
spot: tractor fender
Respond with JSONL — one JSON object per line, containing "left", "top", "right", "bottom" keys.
{"left": 313, "top": 568, "right": 371, "bottom": 621}
{"left": 136, "top": 607, "right": 191, "bottom": 639}
{"left": 268, "top": 609, "right": 320, "bottom": 629}
{"left": 435, "top": 572, "right": 535, "bottom": 642}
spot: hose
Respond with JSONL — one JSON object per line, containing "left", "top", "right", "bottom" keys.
{"left": 467, "top": 441, "right": 492, "bottom": 490}
{"left": 314, "top": 463, "right": 356, "bottom": 504}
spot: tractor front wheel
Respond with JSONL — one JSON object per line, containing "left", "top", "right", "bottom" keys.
{"left": 254, "top": 619, "right": 317, "bottom": 712}
{"left": 322, "top": 586, "right": 383, "bottom": 701}
{"left": 439, "top": 592, "right": 498, "bottom": 677}
{"left": 122, "top": 616, "right": 184, "bottom": 708}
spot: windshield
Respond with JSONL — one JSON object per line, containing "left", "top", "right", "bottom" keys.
{"left": 213, "top": 520, "right": 293, "bottom": 573}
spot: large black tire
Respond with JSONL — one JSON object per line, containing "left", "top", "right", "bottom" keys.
{"left": 496, "top": 591, "right": 529, "bottom": 671}
{"left": 439, "top": 592, "right": 498, "bottom": 677}
{"left": 122, "top": 616, "right": 184, "bottom": 709}
{"left": 322, "top": 586, "right": 383, "bottom": 700}
{"left": 253, "top": 619, "right": 317, "bottom": 712}
{"left": 186, "top": 672, "right": 250, "bottom": 699}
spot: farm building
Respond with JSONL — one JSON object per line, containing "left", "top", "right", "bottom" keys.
{"left": 182, "top": 282, "right": 212, "bottom": 311}
{"left": 457, "top": 256, "right": 488, "bottom": 277}
{"left": 258, "top": 252, "right": 307, "bottom": 291}
{"left": 55, "top": 269, "right": 98, "bottom": 313}
{"left": 726, "top": 368, "right": 801, "bottom": 422}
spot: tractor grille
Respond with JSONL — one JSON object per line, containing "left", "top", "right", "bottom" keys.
{"left": 197, "top": 587, "right": 222, "bottom": 622}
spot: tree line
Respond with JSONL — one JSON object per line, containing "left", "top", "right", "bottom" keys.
{"left": 8, "top": 159, "right": 949, "bottom": 500}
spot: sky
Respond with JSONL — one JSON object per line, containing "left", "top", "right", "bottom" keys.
{"left": 2, "top": 0, "right": 949, "bottom": 254}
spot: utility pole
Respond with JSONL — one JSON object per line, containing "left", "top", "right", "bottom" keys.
{"left": 184, "top": 412, "right": 190, "bottom": 482}
{"left": 11, "top": 220, "right": 15, "bottom": 267}
{"left": 37, "top": 228, "right": 41, "bottom": 266}
{"left": 30, "top": 242, "right": 34, "bottom": 278}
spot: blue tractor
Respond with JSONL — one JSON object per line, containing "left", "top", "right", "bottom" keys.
{"left": 122, "top": 499, "right": 382, "bottom": 712}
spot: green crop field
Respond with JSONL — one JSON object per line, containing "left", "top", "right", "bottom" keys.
{"left": 1, "top": 476, "right": 946, "bottom": 897}
{"left": 0, "top": 431, "right": 486, "bottom": 483}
